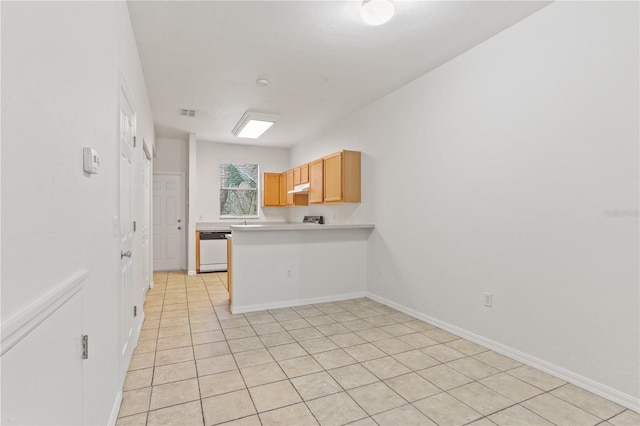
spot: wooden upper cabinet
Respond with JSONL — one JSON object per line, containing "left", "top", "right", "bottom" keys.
{"left": 286, "top": 169, "right": 294, "bottom": 206}
{"left": 323, "top": 150, "right": 361, "bottom": 203}
{"left": 300, "top": 163, "right": 309, "bottom": 184}
{"left": 293, "top": 167, "right": 301, "bottom": 186}
{"left": 309, "top": 159, "right": 324, "bottom": 204}
{"left": 286, "top": 169, "right": 308, "bottom": 206}
{"left": 323, "top": 153, "right": 342, "bottom": 203}
{"left": 279, "top": 172, "right": 286, "bottom": 206}
{"left": 263, "top": 172, "right": 281, "bottom": 207}
{"left": 263, "top": 150, "right": 359, "bottom": 207}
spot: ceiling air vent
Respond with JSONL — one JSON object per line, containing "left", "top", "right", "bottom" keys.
{"left": 179, "top": 109, "right": 196, "bottom": 117}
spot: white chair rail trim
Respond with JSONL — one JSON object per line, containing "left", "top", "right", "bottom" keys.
{"left": 1, "top": 269, "right": 89, "bottom": 355}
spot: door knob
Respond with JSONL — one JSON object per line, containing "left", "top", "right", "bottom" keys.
{"left": 121, "top": 250, "right": 132, "bottom": 259}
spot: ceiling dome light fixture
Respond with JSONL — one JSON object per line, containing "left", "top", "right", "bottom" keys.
{"left": 360, "top": 0, "right": 395, "bottom": 26}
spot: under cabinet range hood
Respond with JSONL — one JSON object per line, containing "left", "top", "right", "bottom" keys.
{"left": 287, "top": 183, "right": 310, "bottom": 194}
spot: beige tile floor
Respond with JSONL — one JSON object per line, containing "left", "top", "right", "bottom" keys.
{"left": 117, "top": 271, "right": 639, "bottom": 426}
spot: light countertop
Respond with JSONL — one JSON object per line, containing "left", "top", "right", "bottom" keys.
{"left": 229, "top": 224, "right": 375, "bottom": 232}
{"left": 196, "top": 221, "right": 287, "bottom": 231}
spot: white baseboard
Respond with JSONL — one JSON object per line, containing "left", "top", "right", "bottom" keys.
{"left": 366, "top": 292, "right": 639, "bottom": 412}
{"left": 108, "top": 391, "right": 123, "bottom": 426}
{"left": 136, "top": 312, "right": 145, "bottom": 340}
{"left": 187, "top": 270, "right": 197, "bottom": 276}
{"left": 231, "top": 291, "right": 367, "bottom": 314}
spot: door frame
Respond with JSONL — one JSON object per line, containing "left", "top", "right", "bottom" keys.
{"left": 118, "top": 74, "right": 137, "bottom": 383}
{"left": 153, "top": 171, "right": 186, "bottom": 271}
{"left": 143, "top": 142, "right": 153, "bottom": 290}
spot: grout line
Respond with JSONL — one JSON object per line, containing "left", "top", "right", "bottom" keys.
{"left": 181, "top": 274, "right": 207, "bottom": 426}
{"left": 146, "top": 274, "right": 169, "bottom": 425}
{"left": 129, "top": 273, "right": 623, "bottom": 425}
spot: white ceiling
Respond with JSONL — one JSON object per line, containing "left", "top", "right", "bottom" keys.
{"left": 127, "top": 1, "right": 550, "bottom": 148}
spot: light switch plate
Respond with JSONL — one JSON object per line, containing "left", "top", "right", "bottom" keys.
{"left": 83, "top": 147, "right": 100, "bottom": 174}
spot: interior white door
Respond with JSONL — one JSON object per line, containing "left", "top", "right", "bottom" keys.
{"left": 153, "top": 173, "right": 184, "bottom": 271}
{"left": 119, "top": 83, "right": 136, "bottom": 378}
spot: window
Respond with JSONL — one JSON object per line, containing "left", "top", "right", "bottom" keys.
{"left": 219, "top": 162, "right": 259, "bottom": 218}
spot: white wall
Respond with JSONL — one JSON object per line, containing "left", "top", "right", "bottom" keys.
{"left": 291, "top": 1, "right": 639, "bottom": 406}
{"left": 195, "top": 141, "right": 290, "bottom": 223}
{"left": 2, "top": 2, "right": 154, "bottom": 423}
{"left": 155, "top": 137, "right": 188, "bottom": 174}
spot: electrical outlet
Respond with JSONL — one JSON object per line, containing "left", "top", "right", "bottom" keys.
{"left": 286, "top": 269, "right": 292, "bottom": 278}
{"left": 484, "top": 292, "right": 493, "bottom": 308}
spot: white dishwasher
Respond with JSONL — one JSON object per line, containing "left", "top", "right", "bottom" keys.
{"left": 199, "top": 231, "right": 230, "bottom": 272}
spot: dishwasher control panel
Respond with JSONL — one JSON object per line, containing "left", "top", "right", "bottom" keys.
{"left": 200, "top": 231, "right": 231, "bottom": 240}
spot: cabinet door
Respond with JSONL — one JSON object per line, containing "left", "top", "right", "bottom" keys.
{"left": 293, "top": 167, "right": 301, "bottom": 186}
{"left": 309, "top": 159, "right": 324, "bottom": 204}
{"left": 323, "top": 152, "right": 343, "bottom": 203}
{"left": 342, "top": 150, "right": 361, "bottom": 203}
{"left": 263, "top": 173, "right": 281, "bottom": 207}
{"left": 196, "top": 231, "right": 200, "bottom": 271}
{"left": 286, "top": 170, "right": 294, "bottom": 205}
{"left": 279, "top": 173, "right": 286, "bottom": 206}
{"left": 300, "top": 163, "right": 309, "bottom": 184}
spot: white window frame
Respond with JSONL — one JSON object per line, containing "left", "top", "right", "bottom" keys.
{"left": 219, "top": 161, "right": 260, "bottom": 219}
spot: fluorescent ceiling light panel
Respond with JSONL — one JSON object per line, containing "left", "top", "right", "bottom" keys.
{"left": 238, "top": 120, "right": 273, "bottom": 138}
{"left": 232, "top": 111, "right": 279, "bottom": 139}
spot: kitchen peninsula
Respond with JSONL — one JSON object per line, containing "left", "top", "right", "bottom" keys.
{"left": 228, "top": 224, "right": 374, "bottom": 314}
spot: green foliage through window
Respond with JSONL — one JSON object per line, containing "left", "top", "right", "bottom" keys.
{"left": 220, "top": 162, "right": 258, "bottom": 217}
